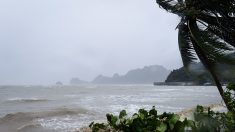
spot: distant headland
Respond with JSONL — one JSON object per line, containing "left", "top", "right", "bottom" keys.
{"left": 154, "top": 63, "right": 235, "bottom": 86}
{"left": 70, "top": 65, "right": 170, "bottom": 85}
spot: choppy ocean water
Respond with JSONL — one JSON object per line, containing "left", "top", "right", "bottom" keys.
{"left": 0, "top": 85, "right": 223, "bottom": 132}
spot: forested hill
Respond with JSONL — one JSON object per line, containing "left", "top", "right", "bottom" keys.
{"left": 165, "top": 63, "right": 235, "bottom": 85}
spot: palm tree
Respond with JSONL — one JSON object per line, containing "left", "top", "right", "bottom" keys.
{"left": 156, "top": 0, "right": 235, "bottom": 112}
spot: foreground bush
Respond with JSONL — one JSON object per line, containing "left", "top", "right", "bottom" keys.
{"left": 89, "top": 84, "right": 235, "bottom": 132}
{"left": 90, "top": 106, "right": 195, "bottom": 132}
{"left": 89, "top": 106, "right": 234, "bottom": 132}
{"left": 194, "top": 105, "right": 235, "bottom": 132}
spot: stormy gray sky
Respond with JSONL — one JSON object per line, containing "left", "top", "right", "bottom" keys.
{"left": 0, "top": 0, "right": 182, "bottom": 85}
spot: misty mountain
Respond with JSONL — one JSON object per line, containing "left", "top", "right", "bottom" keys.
{"left": 70, "top": 78, "right": 88, "bottom": 85}
{"left": 92, "top": 65, "right": 170, "bottom": 84}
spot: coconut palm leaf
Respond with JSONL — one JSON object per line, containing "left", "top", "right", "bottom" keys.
{"left": 188, "top": 20, "right": 235, "bottom": 64}
{"left": 206, "top": 25, "right": 235, "bottom": 47}
{"left": 156, "top": 0, "right": 184, "bottom": 16}
{"left": 178, "top": 23, "right": 197, "bottom": 67}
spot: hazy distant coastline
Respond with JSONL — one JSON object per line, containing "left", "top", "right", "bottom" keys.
{"left": 67, "top": 65, "right": 170, "bottom": 85}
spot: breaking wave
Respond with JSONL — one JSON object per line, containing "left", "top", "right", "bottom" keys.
{"left": 0, "top": 107, "right": 88, "bottom": 132}
{"left": 6, "top": 97, "right": 50, "bottom": 103}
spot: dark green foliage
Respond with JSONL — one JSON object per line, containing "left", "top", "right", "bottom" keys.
{"left": 227, "top": 83, "right": 235, "bottom": 91}
{"left": 89, "top": 106, "right": 196, "bottom": 132}
{"left": 89, "top": 105, "right": 235, "bottom": 132}
{"left": 194, "top": 106, "right": 221, "bottom": 131}
{"left": 89, "top": 83, "right": 235, "bottom": 131}
{"left": 194, "top": 105, "right": 235, "bottom": 132}
{"left": 89, "top": 122, "right": 107, "bottom": 132}
{"left": 224, "top": 83, "right": 235, "bottom": 113}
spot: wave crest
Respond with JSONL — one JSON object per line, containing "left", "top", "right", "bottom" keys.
{"left": 0, "top": 107, "right": 87, "bottom": 123}
{"left": 6, "top": 97, "right": 49, "bottom": 103}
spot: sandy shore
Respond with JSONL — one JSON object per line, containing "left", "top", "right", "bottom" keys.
{"left": 178, "top": 103, "right": 227, "bottom": 121}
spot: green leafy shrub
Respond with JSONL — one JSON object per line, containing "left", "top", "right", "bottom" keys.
{"left": 224, "top": 83, "right": 235, "bottom": 112}
{"left": 89, "top": 106, "right": 235, "bottom": 132}
{"left": 89, "top": 106, "right": 195, "bottom": 132}
{"left": 89, "top": 83, "right": 235, "bottom": 132}
{"left": 194, "top": 105, "right": 235, "bottom": 132}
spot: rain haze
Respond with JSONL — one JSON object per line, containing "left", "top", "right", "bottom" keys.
{"left": 0, "top": 0, "right": 181, "bottom": 85}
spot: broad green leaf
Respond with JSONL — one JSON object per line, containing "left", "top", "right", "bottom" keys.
{"left": 119, "top": 110, "right": 127, "bottom": 119}
{"left": 156, "top": 122, "right": 167, "bottom": 132}
{"left": 149, "top": 106, "right": 158, "bottom": 117}
{"left": 169, "top": 114, "right": 180, "bottom": 129}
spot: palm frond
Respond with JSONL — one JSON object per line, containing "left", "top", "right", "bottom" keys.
{"left": 196, "top": 0, "right": 235, "bottom": 19}
{"left": 200, "top": 30, "right": 235, "bottom": 51}
{"left": 190, "top": 38, "right": 213, "bottom": 70}
{"left": 178, "top": 23, "right": 198, "bottom": 67}
{"left": 206, "top": 25, "right": 235, "bottom": 47}
{"left": 197, "top": 13, "right": 235, "bottom": 33}
{"left": 156, "top": 0, "right": 185, "bottom": 16}
{"left": 188, "top": 19, "right": 235, "bottom": 65}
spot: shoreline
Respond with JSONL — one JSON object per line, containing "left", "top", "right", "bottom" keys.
{"left": 77, "top": 103, "right": 227, "bottom": 132}
{"left": 177, "top": 103, "right": 226, "bottom": 121}
{"left": 0, "top": 103, "right": 227, "bottom": 132}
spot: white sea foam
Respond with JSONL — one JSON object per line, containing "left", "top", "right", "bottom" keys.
{"left": 36, "top": 114, "right": 94, "bottom": 132}
{"left": 6, "top": 97, "right": 49, "bottom": 103}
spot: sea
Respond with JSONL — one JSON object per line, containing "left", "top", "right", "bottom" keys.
{"left": 0, "top": 85, "right": 224, "bottom": 132}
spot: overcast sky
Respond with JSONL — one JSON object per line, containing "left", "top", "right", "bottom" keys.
{"left": 0, "top": 0, "right": 182, "bottom": 85}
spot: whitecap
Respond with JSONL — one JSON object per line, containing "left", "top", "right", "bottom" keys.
{"left": 6, "top": 97, "right": 49, "bottom": 103}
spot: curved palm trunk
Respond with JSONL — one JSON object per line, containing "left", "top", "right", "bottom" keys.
{"left": 206, "top": 67, "right": 234, "bottom": 112}
{"left": 194, "top": 44, "right": 232, "bottom": 111}
{"left": 194, "top": 45, "right": 233, "bottom": 112}
{"left": 187, "top": 19, "right": 233, "bottom": 112}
